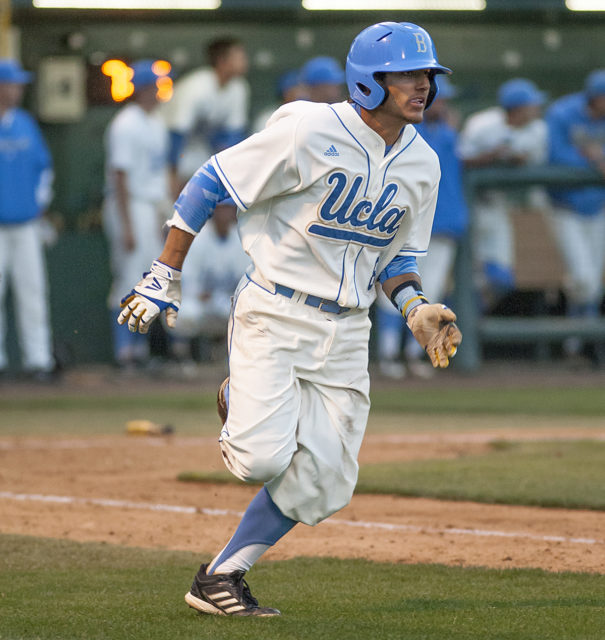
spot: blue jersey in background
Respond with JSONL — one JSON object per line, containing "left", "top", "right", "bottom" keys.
{"left": 415, "top": 119, "right": 468, "bottom": 239}
{"left": 546, "top": 92, "right": 605, "bottom": 216}
{"left": 0, "top": 108, "right": 52, "bottom": 224}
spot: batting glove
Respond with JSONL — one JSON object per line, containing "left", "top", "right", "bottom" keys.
{"left": 118, "top": 260, "right": 181, "bottom": 334}
{"left": 406, "top": 303, "right": 462, "bottom": 368}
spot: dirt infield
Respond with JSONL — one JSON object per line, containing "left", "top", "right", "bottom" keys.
{"left": 2, "top": 426, "right": 604, "bottom": 574}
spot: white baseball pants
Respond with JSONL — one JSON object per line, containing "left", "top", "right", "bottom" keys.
{"left": 0, "top": 220, "right": 54, "bottom": 371}
{"left": 546, "top": 206, "right": 605, "bottom": 307}
{"left": 474, "top": 201, "right": 515, "bottom": 271}
{"left": 220, "top": 276, "right": 371, "bottom": 526}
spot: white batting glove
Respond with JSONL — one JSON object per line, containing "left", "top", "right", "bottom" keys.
{"left": 406, "top": 303, "right": 462, "bottom": 368}
{"left": 118, "top": 260, "right": 181, "bottom": 334}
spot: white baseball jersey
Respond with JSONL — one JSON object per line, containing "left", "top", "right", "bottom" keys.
{"left": 212, "top": 100, "right": 440, "bottom": 310}
{"left": 104, "top": 103, "right": 169, "bottom": 203}
{"left": 103, "top": 103, "right": 170, "bottom": 311}
{"left": 458, "top": 106, "right": 547, "bottom": 166}
{"left": 161, "top": 67, "right": 249, "bottom": 179}
{"left": 458, "top": 106, "right": 549, "bottom": 275}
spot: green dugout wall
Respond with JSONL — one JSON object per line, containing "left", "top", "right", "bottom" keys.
{"left": 7, "top": 5, "right": 605, "bottom": 366}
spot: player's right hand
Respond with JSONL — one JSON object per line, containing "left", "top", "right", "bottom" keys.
{"left": 118, "top": 260, "right": 181, "bottom": 334}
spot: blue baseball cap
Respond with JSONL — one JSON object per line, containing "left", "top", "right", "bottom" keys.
{"left": 300, "top": 56, "right": 345, "bottom": 87}
{"left": 0, "top": 59, "right": 32, "bottom": 84}
{"left": 277, "top": 70, "right": 301, "bottom": 96}
{"left": 498, "top": 78, "right": 545, "bottom": 110}
{"left": 131, "top": 59, "right": 163, "bottom": 91}
{"left": 585, "top": 69, "right": 605, "bottom": 99}
{"left": 435, "top": 75, "right": 458, "bottom": 100}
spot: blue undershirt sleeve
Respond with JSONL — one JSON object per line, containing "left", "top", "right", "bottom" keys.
{"left": 209, "top": 127, "right": 247, "bottom": 153}
{"left": 168, "top": 131, "right": 185, "bottom": 168}
{"left": 173, "top": 159, "right": 229, "bottom": 233}
{"left": 378, "top": 255, "right": 419, "bottom": 284}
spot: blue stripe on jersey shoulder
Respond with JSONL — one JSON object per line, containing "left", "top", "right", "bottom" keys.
{"left": 328, "top": 105, "right": 371, "bottom": 197}
{"left": 213, "top": 155, "right": 248, "bottom": 211}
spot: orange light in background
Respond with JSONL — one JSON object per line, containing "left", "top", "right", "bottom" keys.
{"left": 101, "top": 59, "right": 134, "bottom": 102}
{"left": 152, "top": 59, "right": 173, "bottom": 102}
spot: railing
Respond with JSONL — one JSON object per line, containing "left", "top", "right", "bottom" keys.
{"left": 454, "top": 165, "right": 605, "bottom": 372}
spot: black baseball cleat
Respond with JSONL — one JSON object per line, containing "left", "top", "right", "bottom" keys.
{"left": 185, "top": 564, "right": 280, "bottom": 617}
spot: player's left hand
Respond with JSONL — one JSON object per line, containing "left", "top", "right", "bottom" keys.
{"left": 406, "top": 303, "right": 462, "bottom": 368}
{"left": 118, "top": 260, "right": 181, "bottom": 334}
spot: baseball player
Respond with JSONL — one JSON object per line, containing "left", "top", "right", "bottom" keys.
{"left": 162, "top": 37, "right": 249, "bottom": 197}
{"left": 118, "top": 22, "right": 462, "bottom": 616}
{"left": 545, "top": 69, "right": 605, "bottom": 360}
{"left": 376, "top": 75, "right": 468, "bottom": 379}
{"left": 458, "top": 78, "right": 548, "bottom": 309}
{"left": 299, "top": 55, "right": 345, "bottom": 104}
{"left": 103, "top": 60, "right": 171, "bottom": 370}
{"left": 252, "top": 69, "right": 306, "bottom": 133}
{"left": 0, "top": 59, "right": 55, "bottom": 381}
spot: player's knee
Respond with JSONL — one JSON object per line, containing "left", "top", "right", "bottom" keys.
{"left": 241, "top": 453, "right": 291, "bottom": 483}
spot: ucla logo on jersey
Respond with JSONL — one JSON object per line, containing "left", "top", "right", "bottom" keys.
{"left": 307, "top": 171, "right": 407, "bottom": 248}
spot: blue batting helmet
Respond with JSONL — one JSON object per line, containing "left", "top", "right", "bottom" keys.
{"left": 346, "top": 22, "right": 451, "bottom": 111}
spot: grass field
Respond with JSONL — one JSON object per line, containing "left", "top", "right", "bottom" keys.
{"left": 2, "top": 384, "right": 604, "bottom": 638}
{"left": 180, "top": 440, "right": 605, "bottom": 510}
{"left": 2, "top": 534, "right": 605, "bottom": 640}
{"left": 1, "top": 385, "right": 605, "bottom": 436}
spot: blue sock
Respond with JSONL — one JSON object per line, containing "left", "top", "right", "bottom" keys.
{"left": 207, "top": 486, "right": 297, "bottom": 575}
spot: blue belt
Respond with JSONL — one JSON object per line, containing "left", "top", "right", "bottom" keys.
{"left": 274, "top": 284, "right": 351, "bottom": 315}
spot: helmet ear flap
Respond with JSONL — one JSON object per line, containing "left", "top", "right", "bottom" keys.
{"left": 425, "top": 70, "right": 438, "bottom": 110}
{"left": 355, "top": 79, "right": 386, "bottom": 108}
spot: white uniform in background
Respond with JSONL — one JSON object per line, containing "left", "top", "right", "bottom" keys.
{"left": 161, "top": 68, "right": 249, "bottom": 181}
{"left": 175, "top": 221, "right": 251, "bottom": 338}
{"left": 458, "top": 106, "right": 548, "bottom": 286}
{"left": 103, "top": 103, "right": 170, "bottom": 312}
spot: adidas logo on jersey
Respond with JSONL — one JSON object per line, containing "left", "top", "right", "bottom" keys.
{"left": 323, "top": 145, "right": 339, "bottom": 157}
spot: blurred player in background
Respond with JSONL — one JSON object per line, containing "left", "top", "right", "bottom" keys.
{"left": 103, "top": 60, "right": 171, "bottom": 371}
{"left": 375, "top": 76, "right": 468, "bottom": 379}
{"left": 0, "top": 59, "right": 55, "bottom": 382}
{"left": 163, "top": 37, "right": 249, "bottom": 197}
{"left": 118, "top": 22, "right": 461, "bottom": 616}
{"left": 170, "top": 198, "right": 250, "bottom": 368}
{"left": 458, "top": 78, "right": 547, "bottom": 310}
{"left": 252, "top": 69, "right": 306, "bottom": 132}
{"left": 546, "top": 69, "right": 605, "bottom": 361}
{"left": 299, "top": 55, "right": 345, "bottom": 104}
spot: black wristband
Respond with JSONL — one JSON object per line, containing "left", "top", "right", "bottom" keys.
{"left": 389, "top": 280, "right": 423, "bottom": 306}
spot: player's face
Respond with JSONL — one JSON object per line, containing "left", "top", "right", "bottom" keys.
{"left": 507, "top": 103, "right": 541, "bottom": 128}
{"left": 381, "top": 69, "right": 431, "bottom": 124}
{"left": 589, "top": 95, "right": 605, "bottom": 118}
{"left": 0, "top": 82, "right": 25, "bottom": 110}
{"left": 309, "top": 82, "right": 344, "bottom": 104}
{"left": 224, "top": 45, "right": 249, "bottom": 78}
